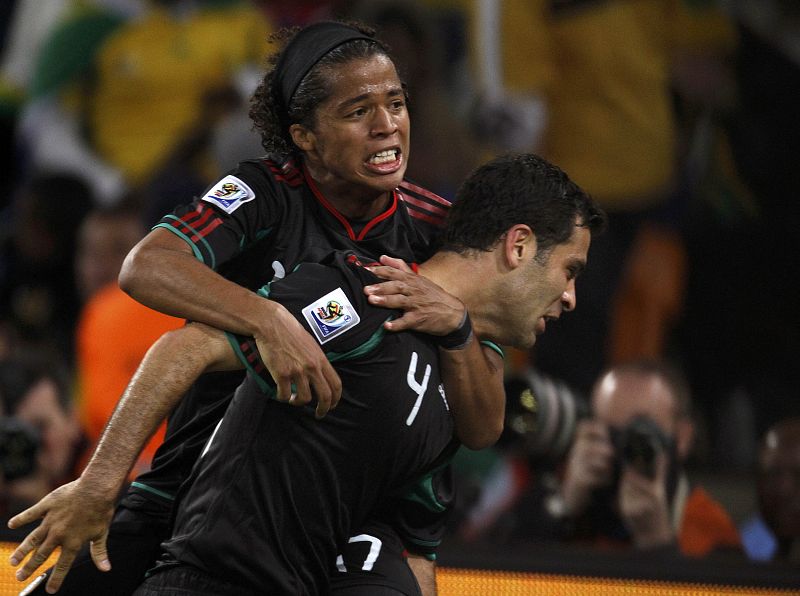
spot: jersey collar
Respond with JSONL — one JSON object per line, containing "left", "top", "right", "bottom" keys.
{"left": 302, "top": 162, "right": 398, "bottom": 241}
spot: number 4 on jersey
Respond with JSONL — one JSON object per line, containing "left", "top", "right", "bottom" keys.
{"left": 406, "top": 351, "right": 431, "bottom": 426}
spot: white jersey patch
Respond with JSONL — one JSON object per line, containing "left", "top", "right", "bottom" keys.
{"left": 202, "top": 175, "right": 255, "bottom": 213}
{"left": 302, "top": 287, "right": 360, "bottom": 345}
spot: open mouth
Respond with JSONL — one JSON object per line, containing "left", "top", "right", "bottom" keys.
{"left": 368, "top": 148, "right": 399, "bottom": 164}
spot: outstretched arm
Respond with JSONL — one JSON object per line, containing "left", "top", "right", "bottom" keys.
{"left": 7, "top": 323, "right": 239, "bottom": 593}
{"left": 119, "top": 228, "right": 341, "bottom": 408}
{"left": 364, "top": 256, "right": 505, "bottom": 449}
{"left": 407, "top": 555, "right": 437, "bottom": 596}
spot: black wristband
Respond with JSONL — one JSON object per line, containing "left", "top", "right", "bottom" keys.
{"left": 437, "top": 311, "right": 473, "bottom": 351}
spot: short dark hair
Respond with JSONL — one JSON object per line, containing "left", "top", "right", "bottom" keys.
{"left": 250, "top": 22, "right": 395, "bottom": 155}
{"left": 441, "top": 153, "right": 606, "bottom": 258}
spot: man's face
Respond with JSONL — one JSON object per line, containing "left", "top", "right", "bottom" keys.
{"left": 759, "top": 430, "right": 800, "bottom": 539}
{"left": 299, "top": 55, "right": 410, "bottom": 205}
{"left": 503, "top": 224, "right": 590, "bottom": 349}
{"left": 76, "top": 214, "right": 144, "bottom": 301}
{"left": 14, "top": 378, "right": 79, "bottom": 484}
{"left": 592, "top": 371, "right": 677, "bottom": 437}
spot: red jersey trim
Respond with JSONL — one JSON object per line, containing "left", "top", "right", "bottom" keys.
{"left": 178, "top": 204, "right": 220, "bottom": 238}
{"left": 399, "top": 180, "right": 451, "bottom": 208}
{"left": 302, "top": 162, "right": 398, "bottom": 241}
{"left": 398, "top": 193, "right": 449, "bottom": 219}
{"left": 192, "top": 218, "right": 223, "bottom": 241}
{"left": 400, "top": 204, "right": 446, "bottom": 227}
{"left": 265, "top": 157, "right": 303, "bottom": 187}
{"left": 397, "top": 191, "right": 448, "bottom": 224}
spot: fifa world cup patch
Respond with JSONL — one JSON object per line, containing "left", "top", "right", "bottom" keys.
{"left": 302, "top": 287, "right": 360, "bottom": 345}
{"left": 202, "top": 175, "right": 256, "bottom": 213}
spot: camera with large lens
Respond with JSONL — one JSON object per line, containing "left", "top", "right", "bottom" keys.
{"left": 502, "top": 371, "right": 675, "bottom": 480}
{"left": 502, "top": 369, "right": 589, "bottom": 465}
{"left": 0, "top": 417, "right": 40, "bottom": 482}
{"left": 610, "top": 416, "right": 671, "bottom": 480}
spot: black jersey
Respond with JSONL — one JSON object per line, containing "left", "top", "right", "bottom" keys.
{"left": 161, "top": 252, "right": 458, "bottom": 595}
{"left": 128, "top": 155, "right": 450, "bottom": 502}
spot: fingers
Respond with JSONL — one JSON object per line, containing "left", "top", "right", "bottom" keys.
{"left": 256, "top": 305, "right": 344, "bottom": 418}
{"left": 303, "top": 364, "right": 338, "bottom": 419}
{"left": 364, "top": 265, "right": 414, "bottom": 284}
{"left": 9, "top": 525, "right": 47, "bottom": 569}
{"left": 381, "top": 312, "right": 422, "bottom": 333}
{"left": 13, "top": 531, "right": 62, "bottom": 583}
{"left": 7, "top": 500, "right": 46, "bottom": 530}
{"left": 378, "top": 254, "right": 414, "bottom": 273}
{"left": 89, "top": 534, "right": 112, "bottom": 572}
{"left": 274, "top": 376, "right": 294, "bottom": 403}
{"left": 364, "top": 279, "right": 409, "bottom": 304}
{"left": 43, "top": 549, "right": 80, "bottom": 593}
{"left": 314, "top": 399, "right": 330, "bottom": 420}
{"left": 314, "top": 362, "right": 342, "bottom": 418}
{"left": 271, "top": 359, "right": 341, "bottom": 419}
{"left": 292, "top": 377, "right": 312, "bottom": 407}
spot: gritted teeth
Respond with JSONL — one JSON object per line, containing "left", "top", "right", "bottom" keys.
{"left": 368, "top": 149, "right": 398, "bottom": 164}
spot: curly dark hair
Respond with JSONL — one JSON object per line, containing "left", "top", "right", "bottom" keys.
{"left": 442, "top": 153, "right": 606, "bottom": 258}
{"left": 249, "top": 22, "right": 395, "bottom": 156}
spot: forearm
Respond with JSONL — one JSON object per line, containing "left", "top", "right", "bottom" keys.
{"left": 119, "top": 229, "right": 276, "bottom": 337}
{"left": 439, "top": 341, "right": 505, "bottom": 450}
{"left": 407, "top": 555, "right": 437, "bottom": 596}
{"left": 80, "top": 325, "right": 234, "bottom": 501}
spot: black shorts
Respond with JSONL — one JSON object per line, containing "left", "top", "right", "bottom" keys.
{"left": 132, "top": 564, "right": 261, "bottom": 596}
{"left": 330, "top": 519, "right": 422, "bottom": 596}
{"left": 134, "top": 522, "right": 423, "bottom": 596}
{"left": 22, "top": 494, "right": 422, "bottom": 596}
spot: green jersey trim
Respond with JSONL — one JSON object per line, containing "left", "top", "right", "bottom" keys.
{"left": 130, "top": 481, "right": 175, "bottom": 502}
{"left": 153, "top": 219, "right": 214, "bottom": 268}
{"left": 225, "top": 316, "right": 395, "bottom": 395}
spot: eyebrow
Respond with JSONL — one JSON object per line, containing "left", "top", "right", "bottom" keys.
{"left": 336, "top": 85, "right": 404, "bottom": 111}
{"left": 571, "top": 260, "right": 586, "bottom": 277}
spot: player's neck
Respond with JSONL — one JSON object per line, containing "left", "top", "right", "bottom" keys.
{"left": 304, "top": 161, "right": 393, "bottom": 220}
{"left": 418, "top": 252, "right": 494, "bottom": 338}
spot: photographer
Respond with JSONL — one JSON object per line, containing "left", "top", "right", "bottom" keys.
{"left": 0, "top": 353, "right": 82, "bottom": 539}
{"left": 544, "top": 359, "right": 741, "bottom": 557}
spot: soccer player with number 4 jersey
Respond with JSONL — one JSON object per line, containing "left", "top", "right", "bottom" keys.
{"left": 125, "top": 152, "right": 604, "bottom": 594}
{"left": 10, "top": 21, "right": 507, "bottom": 596}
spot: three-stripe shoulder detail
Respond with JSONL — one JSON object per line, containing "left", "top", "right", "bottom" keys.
{"left": 397, "top": 181, "right": 451, "bottom": 227}
{"left": 175, "top": 203, "right": 222, "bottom": 238}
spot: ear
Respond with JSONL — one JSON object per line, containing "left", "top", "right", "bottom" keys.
{"left": 502, "top": 224, "right": 536, "bottom": 270}
{"left": 674, "top": 417, "right": 695, "bottom": 461}
{"left": 289, "top": 123, "right": 315, "bottom": 152}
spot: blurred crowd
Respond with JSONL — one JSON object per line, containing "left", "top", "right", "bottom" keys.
{"left": 0, "top": 0, "right": 798, "bottom": 574}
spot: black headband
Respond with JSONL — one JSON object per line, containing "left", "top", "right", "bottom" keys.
{"left": 275, "top": 22, "right": 375, "bottom": 110}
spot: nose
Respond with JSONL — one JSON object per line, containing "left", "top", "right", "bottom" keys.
{"left": 561, "top": 280, "right": 577, "bottom": 312}
{"left": 370, "top": 106, "right": 397, "bottom": 137}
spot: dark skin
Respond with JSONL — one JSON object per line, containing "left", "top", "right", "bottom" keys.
{"left": 12, "top": 53, "right": 506, "bottom": 594}
{"left": 758, "top": 418, "right": 800, "bottom": 559}
{"left": 9, "top": 213, "right": 587, "bottom": 594}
